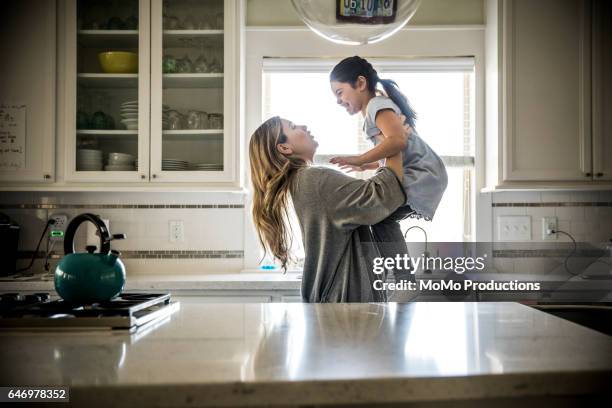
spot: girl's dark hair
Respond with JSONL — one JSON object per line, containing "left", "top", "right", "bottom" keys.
{"left": 330, "top": 56, "right": 417, "bottom": 129}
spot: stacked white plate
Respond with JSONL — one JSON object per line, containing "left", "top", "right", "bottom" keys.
{"left": 120, "top": 100, "right": 138, "bottom": 130}
{"left": 189, "top": 163, "right": 223, "bottom": 171}
{"left": 105, "top": 152, "right": 135, "bottom": 171}
{"left": 162, "top": 159, "right": 188, "bottom": 171}
{"left": 77, "top": 149, "right": 103, "bottom": 171}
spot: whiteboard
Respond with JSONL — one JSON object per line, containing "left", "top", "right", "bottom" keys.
{"left": 0, "top": 103, "right": 26, "bottom": 171}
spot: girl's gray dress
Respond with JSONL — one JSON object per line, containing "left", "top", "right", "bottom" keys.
{"left": 363, "top": 95, "right": 448, "bottom": 220}
{"left": 363, "top": 96, "right": 448, "bottom": 291}
{"left": 290, "top": 166, "right": 406, "bottom": 302}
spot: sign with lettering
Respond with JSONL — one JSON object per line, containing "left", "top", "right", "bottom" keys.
{"left": 0, "top": 104, "right": 26, "bottom": 171}
{"left": 336, "top": 0, "right": 397, "bottom": 24}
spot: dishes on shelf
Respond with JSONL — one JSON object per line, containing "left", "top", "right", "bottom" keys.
{"left": 106, "top": 152, "right": 135, "bottom": 171}
{"left": 80, "top": 15, "right": 138, "bottom": 30}
{"left": 98, "top": 51, "right": 138, "bottom": 73}
{"left": 120, "top": 118, "right": 139, "bottom": 130}
{"left": 77, "top": 110, "right": 115, "bottom": 130}
{"left": 104, "top": 164, "right": 135, "bottom": 171}
{"left": 162, "top": 53, "right": 222, "bottom": 74}
{"left": 163, "top": 108, "right": 222, "bottom": 130}
{"left": 188, "top": 163, "right": 223, "bottom": 171}
{"left": 187, "top": 110, "right": 208, "bottom": 129}
{"left": 108, "top": 152, "right": 134, "bottom": 164}
{"left": 162, "top": 159, "right": 188, "bottom": 171}
{"left": 77, "top": 149, "right": 103, "bottom": 171}
{"left": 162, "top": 12, "right": 223, "bottom": 30}
{"left": 120, "top": 101, "right": 139, "bottom": 129}
{"left": 208, "top": 113, "right": 223, "bottom": 129}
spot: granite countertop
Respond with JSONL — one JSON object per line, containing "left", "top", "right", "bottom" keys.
{"left": 0, "top": 302, "right": 611, "bottom": 407}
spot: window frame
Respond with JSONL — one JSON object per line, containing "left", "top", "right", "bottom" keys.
{"left": 243, "top": 26, "right": 488, "bottom": 271}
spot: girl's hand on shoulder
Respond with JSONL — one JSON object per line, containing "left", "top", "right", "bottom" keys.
{"left": 329, "top": 155, "right": 364, "bottom": 167}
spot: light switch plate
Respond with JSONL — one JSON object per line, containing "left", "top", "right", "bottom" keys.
{"left": 497, "top": 215, "right": 531, "bottom": 241}
{"left": 169, "top": 220, "right": 184, "bottom": 243}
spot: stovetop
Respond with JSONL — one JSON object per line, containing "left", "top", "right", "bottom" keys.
{"left": 0, "top": 292, "right": 180, "bottom": 330}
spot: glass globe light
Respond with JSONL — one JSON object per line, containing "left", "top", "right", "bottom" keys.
{"left": 291, "top": 0, "right": 421, "bottom": 45}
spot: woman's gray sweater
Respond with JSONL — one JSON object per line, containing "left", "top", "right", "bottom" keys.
{"left": 290, "top": 166, "right": 407, "bottom": 302}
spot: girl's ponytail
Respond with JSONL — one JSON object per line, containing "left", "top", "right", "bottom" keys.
{"left": 379, "top": 78, "right": 417, "bottom": 129}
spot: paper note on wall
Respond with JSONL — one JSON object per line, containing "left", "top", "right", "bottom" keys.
{"left": 0, "top": 103, "right": 26, "bottom": 171}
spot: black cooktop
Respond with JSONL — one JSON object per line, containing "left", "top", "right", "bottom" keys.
{"left": 0, "top": 292, "right": 171, "bottom": 319}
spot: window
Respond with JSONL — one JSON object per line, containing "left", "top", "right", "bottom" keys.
{"left": 262, "top": 58, "right": 475, "bottom": 266}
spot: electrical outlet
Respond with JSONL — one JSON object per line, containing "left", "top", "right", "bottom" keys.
{"left": 169, "top": 220, "right": 184, "bottom": 243}
{"left": 542, "top": 216, "right": 558, "bottom": 240}
{"left": 49, "top": 214, "right": 69, "bottom": 242}
{"left": 497, "top": 216, "right": 531, "bottom": 241}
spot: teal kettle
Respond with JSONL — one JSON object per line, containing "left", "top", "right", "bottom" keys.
{"left": 55, "top": 213, "right": 126, "bottom": 303}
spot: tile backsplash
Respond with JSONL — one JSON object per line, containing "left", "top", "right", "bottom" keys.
{"left": 1, "top": 192, "right": 247, "bottom": 276}
{"left": 490, "top": 190, "right": 612, "bottom": 275}
{"left": 1, "top": 189, "right": 610, "bottom": 277}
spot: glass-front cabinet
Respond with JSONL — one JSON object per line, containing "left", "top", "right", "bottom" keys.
{"left": 62, "top": 0, "right": 241, "bottom": 184}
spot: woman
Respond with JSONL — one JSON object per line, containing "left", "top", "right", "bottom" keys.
{"left": 249, "top": 116, "right": 408, "bottom": 302}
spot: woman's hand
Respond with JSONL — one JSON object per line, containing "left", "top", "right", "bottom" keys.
{"left": 329, "top": 155, "right": 365, "bottom": 167}
{"left": 339, "top": 162, "right": 379, "bottom": 173}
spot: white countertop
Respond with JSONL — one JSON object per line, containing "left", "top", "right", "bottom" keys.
{"left": 0, "top": 302, "right": 611, "bottom": 407}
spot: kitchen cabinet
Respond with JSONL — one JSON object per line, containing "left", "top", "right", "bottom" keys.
{"left": 485, "top": 0, "right": 612, "bottom": 188}
{"left": 59, "top": 0, "right": 243, "bottom": 185}
{"left": 0, "top": 0, "right": 56, "bottom": 183}
{"left": 592, "top": 0, "right": 612, "bottom": 181}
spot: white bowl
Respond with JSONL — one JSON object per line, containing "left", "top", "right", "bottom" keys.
{"left": 104, "top": 165, "right": 134, "bottom": 171}
{"left": 120, "top": 119, "right": 138, "bottom": 130}
{"left": 77, "top": 160, "right": 103, "bottom": 165}
{"left": 77, "top": 149, "right": 103, "bottom": 155}
{"left": 108, "top": 152, "right": 134, "bottom": 161}
{"left": 120, "top": 113, "right": 138, "bottom": 119}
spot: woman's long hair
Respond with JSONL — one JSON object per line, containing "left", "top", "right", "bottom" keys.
{"left": 249, "top": 116, "right": 307, "bottom": 271}
{"left": 330, "top": 56, "right": 417, "bottom": 129}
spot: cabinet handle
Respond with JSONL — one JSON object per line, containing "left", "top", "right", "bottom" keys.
{"left": 43, "top": 174, "right": 51, "bottom": 179}
{"left": 596, "top": 172, "right": 604, "bottom": 177}
{"left": 140, "top": 174, "right": 146, "bottom": 179}
{"left": 585, "top": 172, "right": 592, "bottom": 177}
{"left": 152, "top": 174, "right": 157, "bottom": 178}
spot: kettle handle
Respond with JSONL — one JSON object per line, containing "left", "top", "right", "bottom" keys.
{"left": 63, "top": 213, "right": 111, "bottom": 255}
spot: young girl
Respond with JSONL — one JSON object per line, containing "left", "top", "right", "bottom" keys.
{"left": 329, "top": 56, "right": 448, "bottom": 283}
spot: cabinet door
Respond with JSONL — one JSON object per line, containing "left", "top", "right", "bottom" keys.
{"left": 592, "top": 0, "right": 612, "bottom": 181}
{"left": 503, "top": 0, "right": 592, "bottom": 181}
{"left": 62, "top": 0, "right": 150, "bottom": 182}
{"left": 150, "top": 0, "right": 239, "bottom": 183}
{"left": 0, "top": 0, "right": 55, "bottom": 183}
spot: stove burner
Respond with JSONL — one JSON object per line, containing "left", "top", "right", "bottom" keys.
{"left": 0, "top": 292, "right": 178, "bottom": 330}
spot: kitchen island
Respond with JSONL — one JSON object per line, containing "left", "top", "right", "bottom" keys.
{"left": 1, "top": 302, "right": 611, "bottom": 407}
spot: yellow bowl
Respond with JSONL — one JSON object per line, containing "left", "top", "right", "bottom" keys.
{"left": 98, "top": 52, "right": 138, "bottom": 73}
